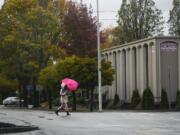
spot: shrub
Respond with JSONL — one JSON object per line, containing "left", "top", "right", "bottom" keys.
{"left": 114, "top": 93, "right": 120, "bottom": 105}
{"left": 0, "top": 95, "right": 2, "bottom": 104}
{"left": 102, "top": 91, "right": 108, "bottom": 108}
{"left": 106, "top": 100, "right": 114, "bottom": 109}
{"left": 52, "top": 98, "right": 59, "bottom": 106}
{"left": 142, "top": 88, "right": 154, "bottom": 110}
{"left": 160, "top": 89, "right": 169, "bottom": 109}
{"left": 131, "top": 89, "right": 141, "bottom": 108}
{"left": 76, "top": 96, "right": 86, "bottom": 105}
{"left": 176, "top": 90, "right": 180, "bottom": 110}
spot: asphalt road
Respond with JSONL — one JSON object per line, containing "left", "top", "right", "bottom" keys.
{"left": 0, "top": 106, "right": 180, "bottom": 135}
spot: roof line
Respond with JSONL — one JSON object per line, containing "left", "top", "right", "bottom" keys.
{"left": 102, "top": 36, "right": 180, "bottom": 52}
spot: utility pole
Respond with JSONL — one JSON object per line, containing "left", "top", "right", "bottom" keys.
{"left": 96, "top": 0, "right": 102, "bottom": 112}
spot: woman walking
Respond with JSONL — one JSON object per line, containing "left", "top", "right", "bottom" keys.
{"left": 55, "top": 82, "right": 70, "bottom": 116}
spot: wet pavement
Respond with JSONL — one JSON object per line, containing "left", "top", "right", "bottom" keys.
{"left": 0, "top": 106, "right": 180, "bottom": 135}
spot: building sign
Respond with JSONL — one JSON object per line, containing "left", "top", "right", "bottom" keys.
{"left": 160, "top": 41, "right": 178, "bottom": 52}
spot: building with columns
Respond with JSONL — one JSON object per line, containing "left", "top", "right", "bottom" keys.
{"left": 101, "top": 36, "right": 180, "bottom": 104}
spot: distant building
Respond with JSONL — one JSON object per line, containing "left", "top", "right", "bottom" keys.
{"left": 101, "top": 36, "right": 180, "bottom": 104}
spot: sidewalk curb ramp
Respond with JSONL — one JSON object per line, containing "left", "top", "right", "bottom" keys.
{"left": 0, "top": 122, "right": 39, "bottom": 134}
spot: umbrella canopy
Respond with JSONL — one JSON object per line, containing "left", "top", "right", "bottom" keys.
{"left": 61, "top": 78, "right": 79, "bottom": 92}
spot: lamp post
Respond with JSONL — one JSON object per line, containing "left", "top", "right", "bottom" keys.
{"left": 96, "top": 0, "right": 102, "bottom": 112}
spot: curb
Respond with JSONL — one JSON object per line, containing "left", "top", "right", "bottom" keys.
{"left": 0, "top": 125, "right": 39, "bottom": 134}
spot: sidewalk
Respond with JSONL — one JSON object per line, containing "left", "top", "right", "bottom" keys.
{"left": 1, "top": 106, "right": 180, "bottom": 135}
{"left": 0, "top": 108, "right": 38, "bottom": 134}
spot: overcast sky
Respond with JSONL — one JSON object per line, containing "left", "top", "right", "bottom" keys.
{"left": 0, "top": 0, "right": 173, "bottom": 35}
{"left": 72, "top": 0, "right": 173, "bottom": 35}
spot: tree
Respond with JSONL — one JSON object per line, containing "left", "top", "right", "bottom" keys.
{"left": 38, "top": 64, "right": 58, "bottom": 109}
{"left": 168, "top": 0, "right": 180, "bottom": 36}
{"left": 46, "top": 0, "right": 66, "bottom": 46}
{"left": 0, "top": 0, "right": 61, "bottom": 107}
{"left": 112, "top": 26, "right": 126, "bottom": 46}
{"left": 56, "top": 56, "right": 114, "bottom": 111}
{"left": 142, "top": 88, "right": 154, "bottom": 109}
{"left": 113, "top": 0, "right": 164, "bottom": 45}
{"left": 176, "top": 90, "right": 180, "bottom": 110}
{"left": 131, "top": 89, "right": 141, "bottom": 108}
{"left": 37, "top": 0, "right": 49, "bottom": 9}
{"left": 39, "top": 56, "right": 114, "bottom": 111}
{"left": 160, "top": 89, "right": 169, "bottom": 109}
{"left": 0, "top": 75, "right": 18, "bottom": 103}
{"left": 60, "top": 1, "right": 99, "bottom": 57}
{"left": 101, "top": 27, "right": 113, "bottom": 49}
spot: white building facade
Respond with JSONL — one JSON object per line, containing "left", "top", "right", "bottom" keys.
{"left": 101, "top": 37, "right": 180, "bottom": 104}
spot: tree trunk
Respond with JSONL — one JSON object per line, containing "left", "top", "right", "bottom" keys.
{"left": 33, "top": 87, "right": 39, "bottom": 107}
{"left": 33, "top": 79, "right": 39, "bottom": 107}
{"left": 72, "top": 92, "right": 76, "bottom": 111}
{"left": 18, "top": 81, "right": 23, "bottom": 107}
{"left": 86, "top": 89, "right": 89, "bottom": 99}
{"left": 23, "top": 84, "right": 28, "bottom": 107}
{"left": 48, "top": 88, "right": 52, "bottom": 110}
{"left": 90, "top": 89, "right": 94, "bottom": 112}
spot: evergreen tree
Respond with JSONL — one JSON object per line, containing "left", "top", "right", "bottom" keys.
{"left": 131, "top": 89, "right": 141, "bottom": 108}
{"left": 160, "top": 89, "right": 169, "bottom": 109}
{"left": 142, "top": 88, "right": 154, "bottom": 109}
{"left": 176, "top": 90, "right": 180, "bottom": 110}
{"left": 113, "top": 0, "right": 164, "bottom": 45}
{"left": 168, "top": 0, "right": 180, "bottom": 36}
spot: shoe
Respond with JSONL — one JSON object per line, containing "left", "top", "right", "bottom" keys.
{"left": 67, "top": 112, "right": 70, "bottom": 116}
{"left": 55, "top": 110, "right": 59, "bottom": 115}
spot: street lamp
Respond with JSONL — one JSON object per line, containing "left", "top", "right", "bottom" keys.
{"left": 96, "top": 0, "right": 102, "bottom": 112}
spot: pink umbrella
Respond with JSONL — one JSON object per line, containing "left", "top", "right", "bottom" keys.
{"left": 61, "top": 78, "right": 79, "bottom": 92}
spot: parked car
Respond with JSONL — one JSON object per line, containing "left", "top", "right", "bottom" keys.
{"left": 3, "top": 97, "right": 24, "bottom": 106}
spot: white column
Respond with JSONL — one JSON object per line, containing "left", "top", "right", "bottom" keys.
{"left": 105, "top": 53, "right": 108, "bottom": 61}
{"left": 148, "top": 45, "right": 152, "bottom": 89}
{"left": 122, "top": 50, "right": 126, "bottom": 100}
{"left": 107, "top": 52, "right": 112, "bottom": 99}
{"left": 136, "top": 46, "right": 141, "bottom": 94}
{"left": 129, "top": 48, "right": 136, "bottom": 101}
{"left": 140, "top": 46, "right": 146, "bottom": 95}
{"left": 112, "top": 52, "right": 116, "bottom": 99}
{"left": 126, "top": 49, "right": 130, "bottom": 102}
{"left": 119, "top": 51, "right": 125, "bottom": 100}
{"left": 151, "top": 45, "right": 157, "bottom": 101}
{"left": 104, "top": 53, "right": 109, "bottom": 99}
{"left": 101, "top": 54, "right": 105, "bottom": 60}
{"left": 116, "top": 51, "right": 121, "bottom": 97}
{"left": 178, "top": 42, "right": 180, "bottom": 90}
{"left": 109, "top": 52, "right": 114, "bottom": 100}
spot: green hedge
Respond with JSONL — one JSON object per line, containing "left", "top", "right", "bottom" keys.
{"left": 160, "top": 89, "right": 169, "bottom": 109}
{"left": 142, "top": 88, "right": 154, "bottom": 110}
{"left": 131, "top": 89, "right": 141, "bottom": 108}
{"left": 114, "top": 93, "right": 120, "bottom": 105}
{"left": 176, "top": 90, "right": 180, "bottom": 110}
